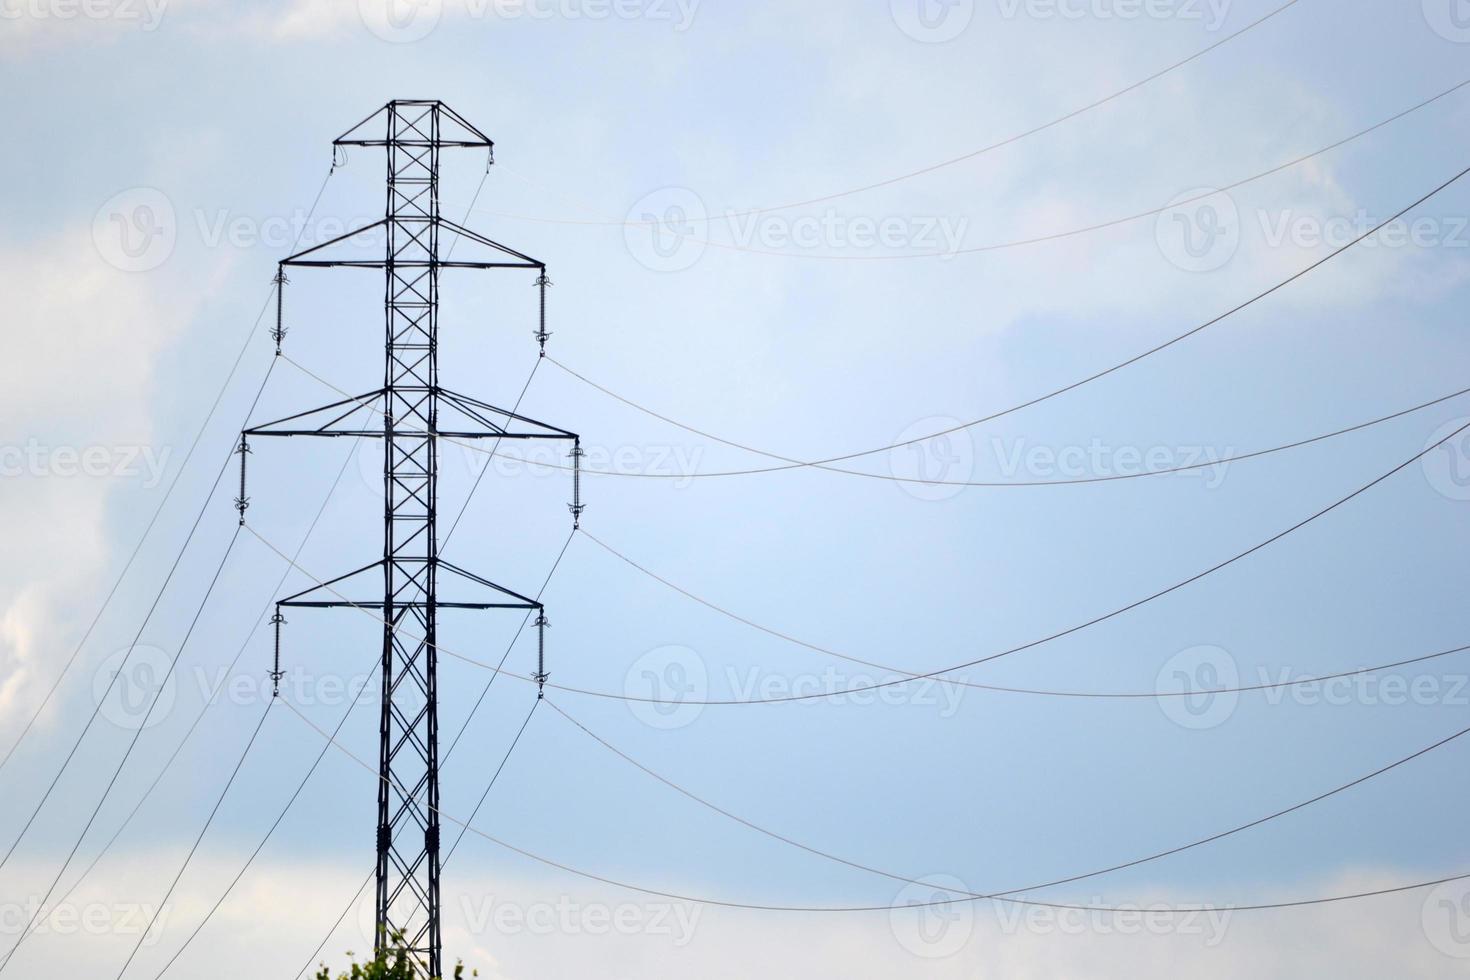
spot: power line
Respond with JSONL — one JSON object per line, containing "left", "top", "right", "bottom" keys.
{"left": 287, "top": 348, "right": 1470, "bottom": 490}
{"left": 483, "top": 0, "right": 1305, "bottom": 228}
{"left": 328, "top": 163, "right": 1470, "bottom": 486}
{"left": 0, "top": 283, "right": 280, "bottom": 780}
{"left": 0, "top": 170, "right": 333, "bottom": 780}
{"left": 523, "top": 163, "right": 1470, "bottom": 478}
{"left": 113, "top": 701, "right": 276, "bottom": 980}
{"left": 37, "top": 440, "right": 362, "bottom": 928}
{"left": 0, "top": 355, "right": 273, "bottom": 884}
{"left": 145, "top": 656, "right": 380, "bottom": 980}
{"left": 488, "top": 74, "right": 1470, "bottom": 262}
{"left": 549, "top": 362, "right": 1470, "bottom": 486}
{"left": 245, "top": 416, "right": 1470, "bottom": 707}
{"left": 143, "top": 529, "right": 575, "bottom": 978}
{"left": 0, "top": 169, "right": 338, "bottom": 970}
{"left": 282, "top": 692, "right": 1470, "bottom": 916}
{"left": 554, "top": 418, "right": 1470, "bottom": 705}
{"left": 289, "top": 528, "right": 572, "bottom": 976}
{"left": 581, "top": 529, "right": 1470, "bottom": 698}
{"left": 546, "top": 698, "right": 1470, "bottom": 907}
{"left": 293, "top": 698, "right": 541, "bottom": 980}
{"left": 0, "top": 524, "right": 245, "bottom": 973}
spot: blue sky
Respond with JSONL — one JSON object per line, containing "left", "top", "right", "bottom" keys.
{"left": 3, "top": 1, "right": 1470, "bottom": 977}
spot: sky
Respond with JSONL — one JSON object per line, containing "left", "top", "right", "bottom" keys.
{"left": 3, "top": 0, "right": 1470, "bottom": 977}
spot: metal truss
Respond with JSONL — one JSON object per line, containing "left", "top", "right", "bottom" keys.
{"left": 243, "top": 100, "right": 579, "bottom": 977}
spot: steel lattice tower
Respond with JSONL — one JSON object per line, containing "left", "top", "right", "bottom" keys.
{"left": 242, "top": 100, "right": 581, "bottom": 977}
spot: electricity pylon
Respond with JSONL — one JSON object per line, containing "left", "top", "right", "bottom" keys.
{"left": 241, "top": 100, "right": 581, "bottom": 976}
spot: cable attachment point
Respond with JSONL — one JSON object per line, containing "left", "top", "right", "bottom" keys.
{"left": 271, "top": 267, "right": 289, "bottom": 355}
{"left": 567, "top": 439, "right": 585, "bottom": 529}
{"left": 331, "top": 145, "right": 348, "bottom": 173}
{"left": 269, "top": 609, "right": 286, "bottom": 698}
{"left": 533, "top": 611, "right": 550, "bottom": 698}
{"left": 234, "top": 435, "right": 251, "bottom": 525}
{"left": 533, "top": 270, "right": 553, "bottom": 355}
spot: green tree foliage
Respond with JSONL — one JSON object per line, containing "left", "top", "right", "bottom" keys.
{"left": 314, "top": 933, "right": 475, "bottom": 980}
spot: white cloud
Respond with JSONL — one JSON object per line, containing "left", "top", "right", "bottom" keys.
{"left": 0, "top": 233, "right": 188, "bottom": 738}
{"left": 7, "top": 852, "right": 1467, "bottom": 979}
